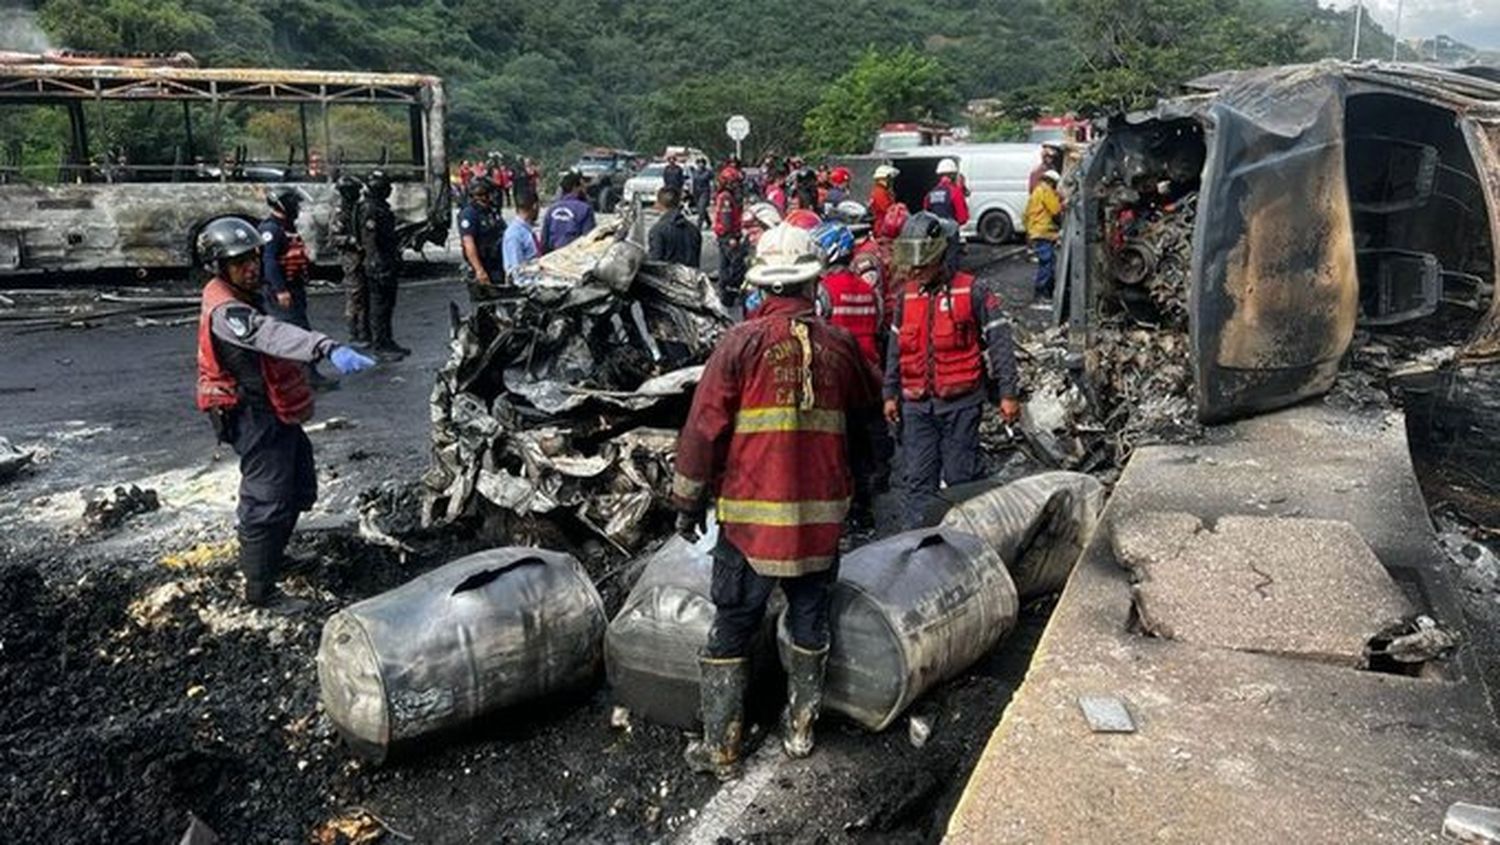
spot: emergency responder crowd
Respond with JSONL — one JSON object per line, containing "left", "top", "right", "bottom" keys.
{"left": 195, "top": 142, "right": 1066, "bottom": 776}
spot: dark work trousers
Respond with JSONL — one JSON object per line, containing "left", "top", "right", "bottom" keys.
{"left": 368, "top": 270, "right": 399, "bottom": 345}
{"left": 341, "top": 249, "right": 370, "bottom": 342}
{"left": 717, "top": 236, "right": 746, "bottom": 308}
{"left": 706, "top": 535, "right": 837, "bottom": 659}
{"left": 232, "top": 404, "right": 317, "bottom": 530}
{"left": 899, "top": 399, "right": 984, "bottom": 530}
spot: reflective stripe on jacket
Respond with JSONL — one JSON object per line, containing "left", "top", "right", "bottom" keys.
{"left": 821, "top": 268, "right": 881, "bottom": 367}
{"left": 670, "top": 296, "right": 880, "bottom": 576}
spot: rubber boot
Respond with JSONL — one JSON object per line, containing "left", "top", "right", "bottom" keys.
{"left": 684, "top": 656, "right": 749, "bottom": 781}
{"left": 271, "top": 518, "right": 317, "bottom": 576}
{"left": 239, "top": 523, "right": 308, "bottom": 615}
{"left": 780, "top": 642, "right": 829, "bottom": 759}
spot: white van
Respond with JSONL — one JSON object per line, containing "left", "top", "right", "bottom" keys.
{"left": 886, "top": 142, "right": 1041, "bottom": 243}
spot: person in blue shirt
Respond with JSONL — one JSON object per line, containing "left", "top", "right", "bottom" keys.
{"left": 540, "top": 172, "right": 597, "bottom": 253}
{"left": 502, "top": 195, "right": 540, "bottom": 282}
{"left": 458, "top": 180, "right": 504, "bottom": 287}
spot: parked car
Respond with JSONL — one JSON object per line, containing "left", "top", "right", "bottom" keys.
{"left": 622, "top": 161, "right": 669, "bottom": 207}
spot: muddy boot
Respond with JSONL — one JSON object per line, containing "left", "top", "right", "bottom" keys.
{"left": 241, "top": 524, "right": 309, "bottom": 614}
{"left": 684, "top": 656, "right": 749, "bottom": 781}
{"left": 271, "top": 518, "right": 317, "bottom": 576}
{"left": 780, "top": 642, "right": 829, "bottom": 759}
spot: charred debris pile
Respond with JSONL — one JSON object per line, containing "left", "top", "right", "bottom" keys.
{"left": 420, "top": 224, "right": 731, "bottom": 563}
{"left": 1034, "top": 65, "right": 1500, "bottom": 490}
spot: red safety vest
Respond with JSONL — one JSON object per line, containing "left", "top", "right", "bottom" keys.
{"left": 712, "top": 190, "right": 742, "bottom": 238}
{"left": 279, "top": 231, "right": 311, "bottom": 283}
{"left": 196, "top": 278, "right": 314, "bottom": 425}
{"left": 821, "top": 268, "right": 881, "bottom": 367}
{"left": 896, "top": 272, "right": 984, "bottom": 401}
{"left": 849, "top": 239, "right": 889, "bottom": 329}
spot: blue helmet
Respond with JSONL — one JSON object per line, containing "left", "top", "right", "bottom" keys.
{"left": 810, "top": 221, "right": 856, "bottom": 266}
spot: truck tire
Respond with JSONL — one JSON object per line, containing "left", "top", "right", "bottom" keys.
{"left": 978, "top": 210, "right": 1015, "bottom": 245}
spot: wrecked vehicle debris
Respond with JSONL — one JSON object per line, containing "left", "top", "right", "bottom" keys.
{"left": 423, "top": 221, "right": 731, "bottom": 553}
{"left": 317, "top": 547, "right": 606, "bottom": 761}
{"left": 806, "top": 528, "right": 1018, "bottom": 732}
{"left": 1057, "top": 62, "right": 1499, "bottom": 475}
{"left": 83, "top": 484, "right": 161, "bottom": 531}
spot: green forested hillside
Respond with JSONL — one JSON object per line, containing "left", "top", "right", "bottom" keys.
{"left": 17, "top": 0, "right": 1406, "bottom": 158}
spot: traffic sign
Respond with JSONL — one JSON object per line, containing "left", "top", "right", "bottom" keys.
{"left": 726, "top": 115, "right": 750, "bottom": 158}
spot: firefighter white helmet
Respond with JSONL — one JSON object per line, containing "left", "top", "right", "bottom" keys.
{"left": 745, "top": 223, "right": 822, "bottom": 291}
{"left": 936, "top": 158, "right": 959, "bottom": 175}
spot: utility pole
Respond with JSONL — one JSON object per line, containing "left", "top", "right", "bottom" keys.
{"left": 1352, "top": 0, "right": 1363, "bottom": 60}
{"left": 1392, "top": 0, "right": 1404, "bottom": 60}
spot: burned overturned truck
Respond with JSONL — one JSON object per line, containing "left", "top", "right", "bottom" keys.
{"left": 1061, "top": 62, "right": 1500, "bottom": 475}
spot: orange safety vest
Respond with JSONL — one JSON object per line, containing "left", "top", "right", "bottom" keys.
{"left": 196, "top": 278, "right": 314, "bottom": 425}
{"left": 896, "top": 272, "right": 984, "bottom": 401}
{"left": 821, "top": 268, "right": 881, "bottom": 367}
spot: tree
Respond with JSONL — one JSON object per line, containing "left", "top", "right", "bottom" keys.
{"left": 640, "top": 69, "right": 822, "bottom": 161}
{"left": 802, "top": 46, "right": 959, "bottom": 154}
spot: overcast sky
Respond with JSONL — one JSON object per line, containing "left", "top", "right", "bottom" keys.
{"left": 1324, "top": 0, "right": 1500, "bottom": 51}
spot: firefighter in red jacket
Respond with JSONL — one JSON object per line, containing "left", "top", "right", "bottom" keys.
{"left": 672, "top": 223, "right": 882, "bottom": 780}
{"left": 884, "top": 211, "right": 1021, "bottom": 530}
{"left": 195, "top": 217, "right": 375, "bottom": 611}
{"left": 711, "top": 163, "right": 747, "bottom": 308}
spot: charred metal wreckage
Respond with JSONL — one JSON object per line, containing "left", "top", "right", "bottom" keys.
{"left": 420, "top": 222, "right": 732, "bottom": 555}
{"left": 1041, "top": 61, "right": 1500, "bottom": 480}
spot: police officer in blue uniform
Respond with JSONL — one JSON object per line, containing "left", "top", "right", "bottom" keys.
{"left": 261, "top": 188, "right": 338, "bottom": 389}
{"left": 459, "top": 179, "right": 505, "bottom": 298}
{"left": 195, "top": 217, "right": 376, "bottom": 612}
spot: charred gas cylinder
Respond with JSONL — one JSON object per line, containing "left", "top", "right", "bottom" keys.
{"left": 941, "top": 471, "right": 1105, "bottom": 599}
{"left": 606, "top": 515, "right": 782, "bottom": 728}
{"left": 783, "top": 528, "right": 1019, "bottom": 731}
{"left": 317, "top": 547, "right": 606, "bottom": 761}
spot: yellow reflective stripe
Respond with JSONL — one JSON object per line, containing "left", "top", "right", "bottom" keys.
{"left": 746, "top": 554, "right": 837, "bottom": 577}
{"left": 734, "top": 407, "right": 845, "bottom": 434}
{"left": 716, "top": 497, "right": 851, "bottom": 526}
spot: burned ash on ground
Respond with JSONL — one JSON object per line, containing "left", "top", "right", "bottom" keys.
{"left": 1, "top": 249, "right": 1053, "bottom": 844}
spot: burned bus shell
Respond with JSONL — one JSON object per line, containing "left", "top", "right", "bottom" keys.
{"left": 0, "top": 56, "right": 450, "bottom": 278}
{"left": 1066, "top": 62, "right": 1500, "bottom": 426}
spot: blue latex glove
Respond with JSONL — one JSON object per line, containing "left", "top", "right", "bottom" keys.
{"left": 329, "top": 345, "right": 376, "bottom": 375}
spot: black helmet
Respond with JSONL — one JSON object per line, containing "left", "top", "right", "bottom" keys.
{"left": 892, "top": 210, "right": 957, "bottom": 269}
{"left": 197, "top": 217, "right": 261, "bottom": 269}
{"left": 467, "top": 178, "right": 492, "bottom": 199}
{"left": 367, "top": 170, "right": 391, "bottom": 199}
{"left": 793, "top": 167, "right": 816, "bottom": 185}
{"left": 267, "top": 187, "right": 302, "bottom": 218}
{"left": 335, "top": 173, "right": 362, "bottom": 199}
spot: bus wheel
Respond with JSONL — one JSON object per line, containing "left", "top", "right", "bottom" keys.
{"left": 978, "top": 210, "right": 1014, "bottom": 245}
